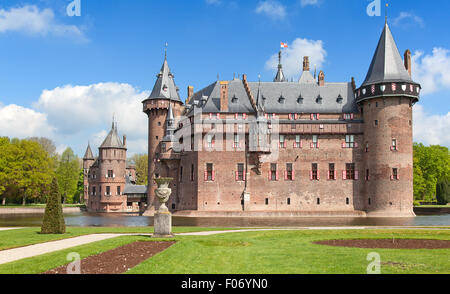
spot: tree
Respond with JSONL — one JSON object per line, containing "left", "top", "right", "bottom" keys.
{"left": 0, "top": 137, "right": 10, "bottom": 205}
{"left": 74, "top": 169, "right": 84, "bottom": 204}
{"left": 56, "top": 148, "right": 79, "bottom": 204}
{"left": 436, "top": 179, "right": 450, "bottom": 205}
{"left": 130, "top": 154, "right": 148, "bottom": 185}
{"left": 28, "top": 137, "right": 58, "bottom": 170}
{"left": 41, "top": 177, "right": 66, "bottom": 234}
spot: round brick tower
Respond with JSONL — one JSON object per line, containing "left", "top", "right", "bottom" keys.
{"left": 142, "top": 54, "right": 184, "bottom": 214}
{"left": 357, "top": 22, "right": 420, "bottom": 217}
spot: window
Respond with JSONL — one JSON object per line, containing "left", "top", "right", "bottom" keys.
{"left": 365, "top": 169, "right": 370, "bottom": 181}
{"left": 107, "top": 170, "right": 114, "bottom": 178}
{"left": 345, "top": 135, "right": 355, "bottom": 148}
{"left": 345, "top": 163, "right": 356, "bottom": 180}
{"left": 161, "top": 143, "right": 166, "bottom": 153}
{"left": 365, "top": 142, "right": 369, "bottom": 153}
{"left": 328, "top": 163, "right": 335, "bottom": 180}
{"left": 287, "top": 198, "right": 291, "bottom": 205}
{"left": 311, "top": 113, "right": 319, "bottom": 120}
{"left": 233, "top": 134, "right": 240, "bottom": 149}
{"left": 207, "top": 135, "right": 213, "bottom": 148}
{"left": 346, "top": 198, "right": 350, "bottom": 205}
{"left": 180, "top": 166, "right": 183, "bottom": 182}
{"left": 191, "top": 164, "right": 194, "bottom": 181}
{"left": 391, "top": 139, "right": 397, "bottom": 151}
{"left": 374, "top": 120, "right": 379, "bottom": 126}
{"left": 92, "top": 186, "right": 96, "bottom": 196}
{"left": 311, "top": 163, "right": 319, "bottom": 180}
{"left": 106, "top": 186, "right": 111, "bottom": 196}
{"left": 205, "top": 163, "right": 214, "bottom": 181}
{"left": 343, "top": 113, "right": 353, "bottom": 120}
{"left": 172, "top": 204, "right": 176, "bottom": 210}
{"left": 279, "top": 135, "right": 286, "bottom": 148}
{"left": 286, "top": 163, "right": 293, "bottom": 181}
{"left": 368, "top": 198, "right": 371, "bottom": 205}
{"left": 265, "top": 198, "right": 269, "bottom": 205}
{"left": 236, "top": 163, "right": 245, "bottom": 181}
{"left": 117, "top": 186, "right": 121, "bottom": 196}
{"left": 311, "top": 135, "right": 319, "bottom": 148}
{"left": 317, "top": 198, "right": 320, "bottom": 205}
{"left": 270, "top": 163, "right": 278, "bottom": 181}
{"left": 294, "top": 135, "right": 302, "bottom": 148}
{"left": 392, "top": 168, "right": 399, "bottom": 180}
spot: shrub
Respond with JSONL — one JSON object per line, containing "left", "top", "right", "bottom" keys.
{"left": 436, "top": 179, "right": 450, "bottom": 205}
{"left": 41, "top": 177, "right": 66, "bottom": 234}
{"left": 413, "top": 200, "right": 421, "bottom": 207}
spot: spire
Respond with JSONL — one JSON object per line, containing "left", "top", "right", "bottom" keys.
{"left": 100, "top": 118, "right": 125, "bottom": 149}
{"left": 163, "top": 101, "right": 176, "bottom": 142}
{"left": 361, "top": 22, "right": 412, "bottom": 87}
{"left": 146, "top": 49, "right": 182, "bottom": 102}
{"left": 83, "top": 143, "right": 94, "bottom": 160}
{"left": 273, "top": 51, "right": 286, "bottom": 82}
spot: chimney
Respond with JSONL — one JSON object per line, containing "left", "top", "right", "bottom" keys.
{"left": 123, "top": 135, "right": 127, "bottom": 148}
{"left": 187, "top": 86, "right": 194, "bottom": 104}
{"left": 303, "top": 56, "right": 310, "bottom": 71}
{"left": 351, "top": 77, "right": 356, "bottom": 91}
{"left": 318, "top": 71, "right": 325, "bottom": 86}
{"left": 242, "top": 74, "right": 247, "bottom": 83}
{"left": 220, "top": 81, "right": 229, "bottom": 112}
{"left": 404, "top": 49, "right": 412, "bottom": 77}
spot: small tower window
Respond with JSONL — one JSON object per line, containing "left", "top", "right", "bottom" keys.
{"left": 374, "top": 120, "right": 378, "bottom": 126}
{"left": 297, "top": 95, "right": 304, "bottom": 104}
{"left": 316, "top": 95, "right": 323, "bottom": 104}
{"left": 337, "top": 94, "right": 343, "bottom": 104}
{"left": 278, "top": 95, "right": 285, "bottom": 104}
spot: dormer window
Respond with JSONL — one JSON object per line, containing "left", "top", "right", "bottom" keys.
{"left": 297, "top": 95, "right": 304, "bottom": 104}
{"left": 316, "top": 95, "right": 323, "bottom": 104}
{"left": 337, "top": 94, "right": 343, "bottom": 104}
{"left": 278, "top": 95, "right": 285, "bottom": 104}
{"left": 232, "top": 96, "right": 238, "bottom": 103}
{"left": 162, "top": 84, "right": 168, "bottom": 92}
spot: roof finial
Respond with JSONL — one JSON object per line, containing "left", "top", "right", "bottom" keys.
{"left": 385, "top": 2, "right": 389, "bottom": 24}
{"left": 112, "top": 113, "right": 115, "bottom": 129}
{"left": 164, "top": 42, "right": 168, "bottom": 59}
{"left": 278, "top": 50, "right": 282, "bottom": 66}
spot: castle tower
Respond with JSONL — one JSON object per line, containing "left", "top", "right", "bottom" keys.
{"left": 142, "top": 53, "right": 184, "bottom": 213}
{"left": 356, "top": 22, "right": 420, "bottom": 217}
{"left": 97, "top": 121, "right": 128, "bottom": 212}
{"left": 82, "top": 143, "right": 95, "bottom": 204}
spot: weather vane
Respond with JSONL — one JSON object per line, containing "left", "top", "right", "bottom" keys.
{"left": 164, "top": 42, "right": 168, "bottom": 58}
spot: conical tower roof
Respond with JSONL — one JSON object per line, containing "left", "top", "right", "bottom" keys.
{"left": 83, "top": 143, "right": 94, "bottom": 160}
{"left": 361, "top": 23, "right": 412, "bottom": 87}
{"left": 273, "top": 51, "right": 287, "bottom": 82}
{"left": 146, "top": 55, "right": 181, "bottom": 102}
{"left": 99, "top": 122, "right": 125, "bottom": 149}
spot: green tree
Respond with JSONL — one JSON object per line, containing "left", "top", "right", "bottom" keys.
{"left": 74, "top": 169, "right": 84, "bottom": 204}
{"left": 130, "top": 154, "right": 148, "bottom": 185}
{"left": 41, "top": 177, "right": 66, "bottom": 234}
{"left": 0, "top": 137, "right": 10, "bottom": 205}
{"left": 436, "top": 179, "right": 450, "bottom": 205}
{"left": 56, "top": 148, "right": 79, "bottom": 204}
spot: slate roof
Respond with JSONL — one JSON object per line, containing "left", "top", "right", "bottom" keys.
{"left": 145, "top": 56, "right": 181, "bottom": 102}
{"left": 123, "top": 184, "right": 147, "bottom": 195}
{"left": 83, "top": 144, "right": 94, "bottom": 160}
{"left": 361, "top": 23, "right": 412, "bottom": 87}
{"left": 100, "top": 123, "right": 125, "bottom": 149}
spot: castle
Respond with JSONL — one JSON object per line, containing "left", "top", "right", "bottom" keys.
{"left": 84, "top": 22, "right": 421, "bottom": 217}
{"left": 83, "top": 122, "right": 147, "bottom": 213}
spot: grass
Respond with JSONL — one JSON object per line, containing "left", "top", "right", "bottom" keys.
{"left": 415, "top": 205, "right": 450, "bottom": 208}
{"left": 0, "top": 227, "right": 236, "bottom": 251}
{"left": 0, "top": 229, "right": 448, "bottom": 274}
{"left": 0, "top": 204, "right": 84, "bottom": 208}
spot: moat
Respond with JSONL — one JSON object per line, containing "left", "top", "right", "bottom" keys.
{"left": 0, "top": 212, "right": 448, "bottom": 227}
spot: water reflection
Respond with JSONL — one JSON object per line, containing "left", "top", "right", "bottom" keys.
{"left": 0, "top": 212, "right": 449, "bottom": 228}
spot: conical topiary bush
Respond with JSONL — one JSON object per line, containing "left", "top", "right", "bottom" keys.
{"left": 41, "top": 177, "right": 66, "bottom": 234}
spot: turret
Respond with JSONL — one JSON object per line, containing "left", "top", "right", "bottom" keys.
{"left": 273, "top": 51, "right": 287, "bottom": 82}
{"left": 142, "top": 52, "right": 184, "bottom": 213}
{"left": 356, "top": 22, "right": 420, "bottom": 217}
{"left": 82, "top": 143, "right": 95, "bottom": 203}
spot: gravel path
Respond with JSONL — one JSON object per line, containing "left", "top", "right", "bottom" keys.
{"left": 0, "top": 228, "right": 22, "bottom": 231}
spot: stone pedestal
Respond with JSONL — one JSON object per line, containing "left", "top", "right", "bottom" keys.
{"left": 152, "top": 178, "right": 174, "bottom": 238}
{"left": 153, "top": 211, "right": 173, "bottom": 238}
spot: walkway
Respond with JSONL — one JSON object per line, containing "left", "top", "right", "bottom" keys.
{"left": 0, "top": 227, "right": 448, "bottom": 265}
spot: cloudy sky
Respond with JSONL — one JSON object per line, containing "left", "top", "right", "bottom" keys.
{"left": 1, "top": 0, "right": 449, "bottom": 157}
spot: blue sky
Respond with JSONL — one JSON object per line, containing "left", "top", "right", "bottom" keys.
{"left": 1, "top": 0, "right": 449, "bottom": 157}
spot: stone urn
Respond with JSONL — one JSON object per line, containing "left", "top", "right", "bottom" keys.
{"left": 153, "top": 177, "right": 174, "bottom": 238}
{"left": 155, "top": 177, "right": 172, "bottom": 213}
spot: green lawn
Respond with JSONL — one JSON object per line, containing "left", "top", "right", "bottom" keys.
{"left": 0, "top": 229, "right": 448, "bottom": 274}
{"left": 0, "top": 204, "right": 84, "bottom": 208}
{"left": 0, "top": 227, "right": 236, "bottom": 251}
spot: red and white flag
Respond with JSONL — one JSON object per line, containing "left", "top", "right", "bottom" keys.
{"left": 280, "top": 42, "right": 288, "bottom": 48}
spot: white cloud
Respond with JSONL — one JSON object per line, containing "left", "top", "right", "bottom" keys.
{"left": 393, "top": 12, "right": 424, "bottom": 28}
{"left": 0, "top": 5, "right": 85, "bottom": 40}
{"left": 265, "top": 37, "right": 327, "bottom": 79}
{"left": 34, "top": 82, "right": 149, "bottom": 140}
{"left": 300, "top": 0, "right": 319, "bottom": 7}
{"left": 0, "top": 104, "right": 54, "bottom": 138}
{"left": 414, "top": 105, "right": 450, "bottom": 147}
{"left": 412, "top": 48, "right": 450, "bottom": 95}
{"left": 255, "top": 1, "right": 286, "bottom": 20}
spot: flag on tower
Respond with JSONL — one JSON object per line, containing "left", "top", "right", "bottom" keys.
{"left": 280, "top": 42, "right": 288, "bottom": 48}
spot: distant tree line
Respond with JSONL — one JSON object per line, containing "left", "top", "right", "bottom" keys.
{"left": 413, "top": 143, "right": 450, "bottom": 204}
{"left": 0, "top": 137, "right": 82, "bottom": 205}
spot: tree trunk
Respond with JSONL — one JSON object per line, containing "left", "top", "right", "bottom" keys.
{"left": 22, "top": 195, "right": 26, "bottom": 206}
{"left": 63, "top": 193, "right": 66, "bottom": 204}
{"left": 2, "top": 197, "right": 5, "bottom": 206}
